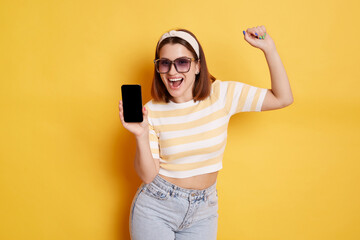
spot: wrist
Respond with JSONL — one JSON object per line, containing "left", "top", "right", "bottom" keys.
{"left": 263, "top": 45, "right": 278, "bottom": 56}
{"left": 135, "top": 132, "right": 149, "bottom": 142}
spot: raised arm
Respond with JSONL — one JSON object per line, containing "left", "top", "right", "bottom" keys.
{"left": 243, "top": 26, "right": 293, "bottom": 111}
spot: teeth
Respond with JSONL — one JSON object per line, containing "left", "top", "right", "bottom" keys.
{"left": 169, "top": 78, "right": 182, "bottom": 82}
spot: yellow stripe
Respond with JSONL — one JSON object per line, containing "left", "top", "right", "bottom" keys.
{"left": 160, "top": 155, "right": 223, "bottom": 171}
{"left": 161, "top": 138, "right": 227, "bottom": 162}
{"left": 156, "top": 108, "right": 227, "bottom": 132}
{"left": 149, "top": 133, "right": 158, "bottom": 142}
{"left": 236, "top": 84, "right": 250, "bottom": 113}
{"left": 250, "top": 88, "right": 262, "bottom": 111}
{"left": 150, "top": 147, "right": 159, "bottom": 154}
{"left": 149, "top": 81, "right": 221, "bottom": 118}
{"left": 224, "top": 82, "right": 236, "bottom": 114}
{"left": 159, "top": 123, "right": 228, "bottom": 148}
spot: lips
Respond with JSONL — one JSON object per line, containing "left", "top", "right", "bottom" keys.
{"left": 168, "top": 77, "right": 183, "bottom": 89}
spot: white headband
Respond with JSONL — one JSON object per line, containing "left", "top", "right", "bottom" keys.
{"left": 158, "top": 30, "right": 200, "bottom": 58}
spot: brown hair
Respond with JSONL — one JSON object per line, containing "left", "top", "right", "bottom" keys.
{"left": 151, "top": 29, "right": 216, "bottom": 102}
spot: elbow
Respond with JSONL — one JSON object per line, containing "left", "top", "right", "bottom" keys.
{"left": 137, "top": 165, "right": 159, "bottom": 184}
{"left": 142, "top": 159, "right": 160, "bottom": 184}
{"left": 134, "top": 157, "right": 160, "bottom": 184}
{"left": 142, "top": 174, "right": 157, "bottom": 184}
{"left": 280, "top": 95, "right": 294, "bottom": 108}
{"left": 283, "top": 98, "right": 294, "bottom": 108}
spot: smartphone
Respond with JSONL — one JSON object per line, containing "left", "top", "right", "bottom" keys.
{"left": 121, "top": 84, "right": 143, "bottom": 122}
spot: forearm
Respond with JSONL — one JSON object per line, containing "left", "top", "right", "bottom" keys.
{"left": 264, "top": 48, "right": 293, "bottom": 106}
{"left": 134, "top": 135, "right": 159, "bottom": 184}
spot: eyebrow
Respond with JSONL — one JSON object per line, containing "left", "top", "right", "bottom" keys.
{"left": 159, "top": 56, "right": 192, "bottom": 60}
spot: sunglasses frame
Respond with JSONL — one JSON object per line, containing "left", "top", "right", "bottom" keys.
{"left": 154, "top": 57, "right": 197, "bottom": 74}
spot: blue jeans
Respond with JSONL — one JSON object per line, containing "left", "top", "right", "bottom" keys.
{"left": 130, "top": 175, "right": 218, "bottom": 240}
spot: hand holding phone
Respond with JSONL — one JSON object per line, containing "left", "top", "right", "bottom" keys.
{"left": 121, "top": 84, "right": 143, "bottom": 123}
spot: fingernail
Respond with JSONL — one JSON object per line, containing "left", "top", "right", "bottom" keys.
{"left": 243, "top": 30, "right": 245, "bottom": 35}
{"left": 255, "top": 32, "right": 258, "bottom": 36}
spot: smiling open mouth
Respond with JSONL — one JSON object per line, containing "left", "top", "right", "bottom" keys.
{"left": 168, "top": 78, "right": 183, "bottom": 88}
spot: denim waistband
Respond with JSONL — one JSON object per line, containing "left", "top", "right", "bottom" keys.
{"left": 148, "top": 175, "right": 217, "bottom": 200}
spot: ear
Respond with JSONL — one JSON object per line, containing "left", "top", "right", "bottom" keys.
{"left": 195, "top": 59, "right": 201, "bottom": 74}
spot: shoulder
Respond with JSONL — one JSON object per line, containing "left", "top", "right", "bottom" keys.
{"left": 212, "top": 79, "right": 245, "bottom": 89}
{"left": 145, "top": 99, "right": 165, "bottom": 108}
{"left": 211, "top": 79, "right": 225, "bottom": 93}
{"left": 211, "top": 79, "right": 246, "bottom": 95}
{"left": 145, "top": 99, "right": 173, "bottom": 114}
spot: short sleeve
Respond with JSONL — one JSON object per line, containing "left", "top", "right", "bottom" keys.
{"left": 226, "top": 81, "right": 268, "bottom": 115}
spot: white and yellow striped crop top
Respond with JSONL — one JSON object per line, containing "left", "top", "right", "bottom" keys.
{"left": 145, "top": 80, "right": 268, "bottom": 178}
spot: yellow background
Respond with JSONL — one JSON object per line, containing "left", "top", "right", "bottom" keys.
{"left": 1, "top": 0, "right": 359, "bottom": 239}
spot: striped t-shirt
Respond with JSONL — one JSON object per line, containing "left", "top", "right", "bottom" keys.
{"left": 145, "top": 80, "right": 268, "bottom": 178}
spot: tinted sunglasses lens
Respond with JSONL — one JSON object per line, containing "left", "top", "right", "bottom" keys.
{"left": 157, "top": 59, "right": 171, "bottom": 73}
{"left": 174, "top": 58, "right": 191, "bottom": 73}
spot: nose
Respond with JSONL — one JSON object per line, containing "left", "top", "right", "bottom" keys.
{"left": 168, "top": 62, "right": 177, "bottom": 75}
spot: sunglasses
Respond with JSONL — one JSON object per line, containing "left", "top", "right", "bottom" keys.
{"left": 154, "top": 57, "right": 197, "bottom": 74}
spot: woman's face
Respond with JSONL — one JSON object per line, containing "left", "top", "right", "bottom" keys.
{"left": 158, "top": 43, "right": 200, "bottom": 103}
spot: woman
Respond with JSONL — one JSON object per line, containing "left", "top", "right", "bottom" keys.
{"left": 119, "top": 26, "right": 293, "bottom": 240}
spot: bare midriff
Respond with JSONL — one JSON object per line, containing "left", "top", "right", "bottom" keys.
{"left": 160, "top": 171, "right": 218, "bottom": 190}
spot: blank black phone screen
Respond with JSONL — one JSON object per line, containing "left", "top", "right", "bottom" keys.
{"left": 121, "top": 84, "right": 143, "bottom": 122}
